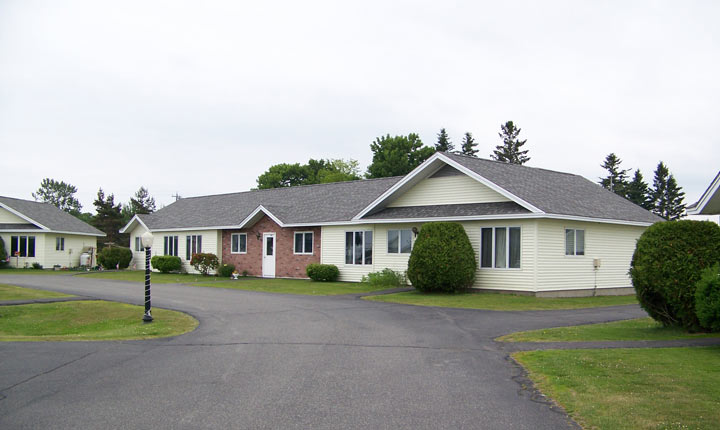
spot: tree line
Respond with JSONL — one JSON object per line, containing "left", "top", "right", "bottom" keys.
{"left": 258, "top": 121, "right": 531, "bottom": 188}
{"left": 32, "top": 179, "right": 156, "bottom": 247}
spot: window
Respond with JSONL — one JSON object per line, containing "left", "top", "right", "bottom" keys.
{"left": 56, "top": 237, "right": 65, "bottom": 251}
{"left": 10, "top": 235, "right": 35, "bottom": 257}
{"left": 164, "top": 235, "right": 179, "bottom": 256}
{"left": 480, "top": 227, "right": 521, "bottom": 269}
{"left": 231, "top": 233, "right": 247, "bottom": 254}
{"left": 294, "top": 232, "right": 313, "bottom": 254}
{"left": 565, "top": 229, "right": 585, "bottom": 256}
{"left": 186, "top": 235, "right": 202, "bottom": 260}
{"left": 387, "top": 229, "right": 412, "bottom": 254}
{"left": 134, "top": 236, "right": 143, "bottom": 252}
{"left": 345, "top": 231, "right": 372, "bottom": 265}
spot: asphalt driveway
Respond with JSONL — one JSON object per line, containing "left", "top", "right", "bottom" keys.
{"left": 0, "top": 274, "right": 646, "bottom": 429}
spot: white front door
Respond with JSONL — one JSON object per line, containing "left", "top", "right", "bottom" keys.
{"left": 262, "top": 233, "right": 276, "bottom": 278}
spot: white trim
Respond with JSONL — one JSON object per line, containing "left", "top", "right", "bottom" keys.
{"left": 0, "top": 228, "right": 104, "bottom": 237}
{"left": 352, "top": 153, "right": 543, "bottom": 220}
{"left": 230, "top": 233, "right": 248, "bottom": 254}
{"left": 479, "top": 226, "right": 522, "bottom": 269}
{"left": 564, "top": 228, "right": 586, "bottom": 256}
{"left": 293, "top": 231, "right": 314, "bottom": 255}
{"left": 119, "top": 215, "right": 150, "bottom": 234}
{"left": 238, "top": 205, "right": 285, "bottom": 229}
{"left": 686, "top": 171, "right": 720, "bottom": 215}
{"left": 0, "top": 202, "right": 50, "bottom": 231}
{"left": 386, "top": 228, "right": 413, "bottom": 254}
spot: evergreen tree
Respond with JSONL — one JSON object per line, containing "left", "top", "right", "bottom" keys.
{"left": 366, "top": 133, "right": 436, "bottom": 178}
{"left": 92, "top": 188, "right": 125, "bottom": 247}
{"left": 129, "top": 187, "right": 156, "bottom": 215}
{"left": 435, "top": 128, "right": 454, "bottom": 152}
{"left": 32, "top": 178, "right": 82, "bottom": 215}
{"left": 599, "top": 153, "right": 630, "bottom": 197}
{"left": 492, "top": 121, "right": 530, "bottom": 164}
{"left": 460, "top": 132, "right": 478, "bottom": 156}
{"left": 625, "top": 169, "right": 652, "bottom": 209}
{"left": 650, "top": 162, "right": 686, "bottom": 220}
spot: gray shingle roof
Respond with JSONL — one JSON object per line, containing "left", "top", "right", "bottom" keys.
{"left": 364, "top": 202, "right": 530, "bottom": 220}
{"left": 442, "top": 152, "right": 663, "bottom": 224}
{"left": 137, "top": 177, "right": 403, "bottom": 230}
{"left": 0, "top": 223, "right": 41, "bottom": 230}
{"left": 0, "top": 196, "right": 105, "bottom": 236}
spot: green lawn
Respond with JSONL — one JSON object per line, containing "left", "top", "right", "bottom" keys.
{"left": 514, "top": 347, "right": 720, "bottom": 429}
{"left": 0, "top": 284, "right": 73, "bottom": 301}
{"left": 363, "top": 290, "right": 638, "bottom": 310}
{"left": 0, "top": 268, "right": 74, "bottom": 275}
{"left": 0, "top": 300, "right": 198, "bottom": 341}
{"left": 498, "top": 317, "right": 720, "bottom": 342}
{"left": 84, "top": 270, "right": 393, "bottom": 295}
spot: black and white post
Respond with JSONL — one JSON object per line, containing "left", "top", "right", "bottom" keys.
{"left": 141, "top": 231, "right": 154, "bottom": 323}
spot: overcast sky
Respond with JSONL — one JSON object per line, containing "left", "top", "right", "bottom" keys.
{"left": 1, "top": 1, "right": 718, "bottom": 213}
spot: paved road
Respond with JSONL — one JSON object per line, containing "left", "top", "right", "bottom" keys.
{"left": 0, "top": 274, "right": 647, "bottom": 429}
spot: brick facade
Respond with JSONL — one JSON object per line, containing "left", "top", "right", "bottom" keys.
{"left": 221, "top": 215, "right": 321, "bottom": 278}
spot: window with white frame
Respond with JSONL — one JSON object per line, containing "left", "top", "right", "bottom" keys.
{"left": 56, "top": 237, "right": 65, "bottom": 251}
{"left": 387, "top": 229, "right": 412, "bottom": 254}
{"left": 164, "top": 235, "right": 179, "bottom": 256}
{"left": 231, "top": 233, "right": 247, "bottom": 254}
{"left": 480, "top": 227, "right": 521, "bottom": 269}
{"left": 294, "top": 232, "right": 313, "bottom": 255}
{"left": 10, "top": 236, "right": 36, "bottom": 257}
{"left": 565, "top": 229, "right": 585, "bottom": 256}
{"left": 134, "top": 236, "right": 143, "bottom": 252}
{"left": 186, "top": 235, "right": 202, "bottom": 260}
{"left": 345, "top": 231, "right": 373, "bottom": 265}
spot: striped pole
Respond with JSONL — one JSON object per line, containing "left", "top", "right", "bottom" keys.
{"left": 143, "top": 246, "right": 153, "bottom": 322}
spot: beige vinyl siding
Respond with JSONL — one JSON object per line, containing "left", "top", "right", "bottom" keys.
{"left": 321, "top": 224, "right": 378, "bottom": 281}
{"left": 130, "top": 229, "right": 223, "bottom": 273}
{"left": 388, "top": 175, "right": 510, "bottom": 207}
{"left": 42, "top": 234, "right": 98, "bottom": 268}
{"left": 0, "top": 207, "right": 29, "bottom": 223}
{"left": 0, "top": 232, "right": 44, "bottom": 268}
{"left": 535, "top": 219, "right": 645, "bottom": 292}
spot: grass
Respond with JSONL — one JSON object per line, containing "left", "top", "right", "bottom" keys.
{"left": 0, "top": 300, "right": 198, "bottom": 341}
{"left": 0, "top": 284, "right": 74, "bottom": 301}
{"left": 0, "top": 267, "right": 75, "bottom": 275}
{"left": 498, "top": 317, "right": 720, "bottom": 342}
{"left": 363, "top": 290, "right": 638, "bottom": 311}
{"left": 514, "top": 347, "right": 720, "bottom": 429}
{"left": 84, "top": 270, "right": 394, "bottom": 295}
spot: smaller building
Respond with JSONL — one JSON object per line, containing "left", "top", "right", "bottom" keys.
{"left": 0, "top": 196, "right": 105, "bottom": 268}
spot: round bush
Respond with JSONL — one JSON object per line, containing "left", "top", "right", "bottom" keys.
{"left": 97, "top": 246, "right": 133, "bottom": 269}
{"left": 407, "top": 222, "right": 477, "bottom": 293}
{"left": 150, "top": 255, "right": 182, "bottom": 273}
{"left": 306, "top": 263, "right": 339, "bottom": 282}
{"left": 218, "top": 263, "right": 236, "bottom": 278}
{"left": 190, "top": 253, "right": 219, "bottom": 275}
{"left": 630, "top": 220, "right": 720, "bottom": 332}
{"left": 695, "top": 264, "right": 720, "bottom": 332}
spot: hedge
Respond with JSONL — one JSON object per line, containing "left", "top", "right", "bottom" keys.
{"left": 695, "top": 264, "right": 720, "bottom": 332}
{"left": 151, "top": 255, "right": 182, "bottom": 273}
{"left": 306, "top": 263, "right": 339, "bottom": 282}
{"left": 97, "top": 246, "right": 133, "bottom": 270}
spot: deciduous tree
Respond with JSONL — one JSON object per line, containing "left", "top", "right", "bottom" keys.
{"left": 366, "top": 133, "right": 435, "bottom": 178}
{"left": 32, "top": 178, "right": 82, "bottom": 214}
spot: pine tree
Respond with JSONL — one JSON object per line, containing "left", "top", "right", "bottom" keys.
{"left": 492, "top": 121, "right": 530, "bottom": 164}
{"left": 625, "top": 169, "right": 652, "bottom": 209}
{"left": 599, "top": 153, "right": 630, "bottom": 197}
{"left": 435, "top": 128, "right": 454, "bottom": 152}
{"left": 92, "top": 188, "right": 125, "bottom": 247}
{"left": 650, "top": 162, "right": 686, "bottom": 220}
{"left": 460, "top": 132, "right": 478, "bottom": 156}
{"left": 129, "top": 187, "right": 156, "bottom": 215}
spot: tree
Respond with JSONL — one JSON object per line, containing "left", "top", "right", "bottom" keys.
{"left": 366, "top": 133, "right": 436, "bottom": 178}
{"left": 129, "top": 187, "right": 156, "bottom": 215}
{"left": 626, "top": 169, "right": 652, "bottom": 209}
{"left": 32, "top": 178, "right": 82, "bottom": 214}
{"left": 460, "top": 132, "right": 478, "bottom": 156}
{"left": 435, "top": 128, "right": 454, "bottom": 152}
{"left": 256, "top": 158, "right": 360, "bottom": 189}
{"left": 599, "top": 153, "right": 630, "bottom": 197}
{"left": 492, "top": 121, "right": 530, "bottom": 164}
{"left": 92, "top": 188, "right": 125, "bottom": 247}
{"left": 649, "top": 162, "right": 686, "bottom": 220}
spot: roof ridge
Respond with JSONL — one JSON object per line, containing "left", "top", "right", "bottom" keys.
{"left": 441, "top": 152, "right": 579, "bottom": 178}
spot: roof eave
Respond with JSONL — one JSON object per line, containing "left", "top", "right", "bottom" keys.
{"left": 686, "top": 171, "right": 720, "bottom": 215}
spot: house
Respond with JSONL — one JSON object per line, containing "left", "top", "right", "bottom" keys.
{"left": 120, "top": 152, "right": 662, "bottom": 296}
{"left": 0, "top": 196, "right": 105, "bottom": 268}
{"left": 686, "top": 171, "right": 720, "bottom": 216}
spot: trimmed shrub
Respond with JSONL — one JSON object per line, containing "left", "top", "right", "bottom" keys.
{"left": 630, "top": 220, "right": 720, "bottom": 332}
{"left": 97, "top": 246, "right": 133, "bottom": 270}
{"left": 31, "top": 262, "right": 43, "bottom": 270}
{"left": 190, "top": 253, "right": 219, "bottom": 275}
{"left": 695, "top": 264, "right": 720, "bottom": 332}
{"left": 0, "top": 237, "right": 7, "bottom": 267}
{"left": 361, "top": 268, "right": 407, "bottom": 288}
{"left": 306, "top": 263, "right": 339, "bottom": 282}
{"left": 407, "top": 222, "right": 477, "bottom": 293}
{"left": 150, "top": 255, "right": 182, "bottom": 273}
{"left": 218, "top": 263, "right": 236, "bottom": 278}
